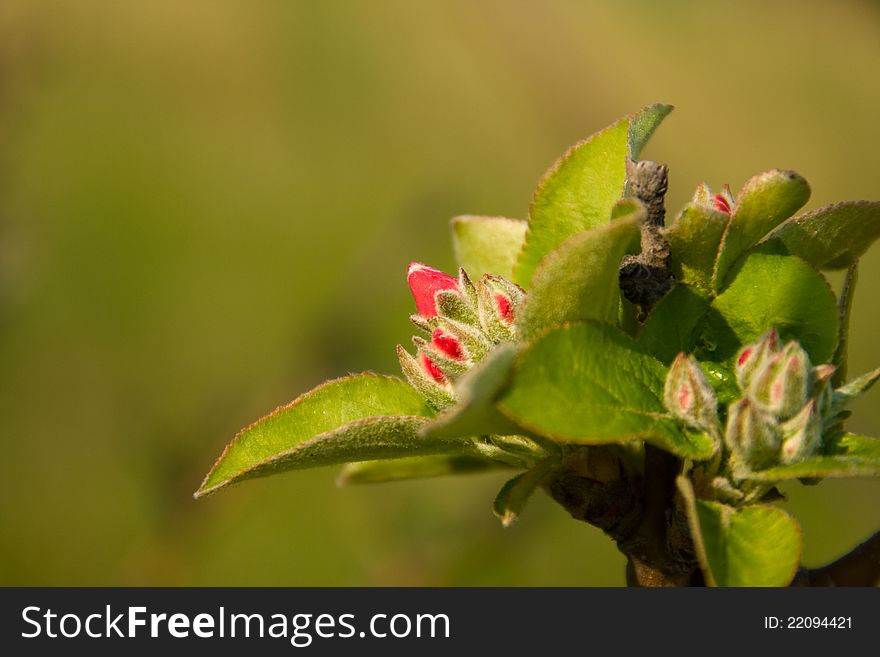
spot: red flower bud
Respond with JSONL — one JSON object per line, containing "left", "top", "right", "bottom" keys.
{"left": 431, "top": 328, "right": 464, "bottom": 360}
{"left": 407, "top": 262, "right": 460, "bottom": 318}
{"left": 495, "top": 293, "right": 514, "bottom": 323}
{"left": 713, "top": 194, "right": 731, "bottom": 214}
{"left": 418, "top": 352, "right": 447, "bottom": 384}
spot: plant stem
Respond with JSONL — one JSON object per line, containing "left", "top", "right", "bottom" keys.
{"left": 791, "top": 530, "right": 880, "bottom": 586}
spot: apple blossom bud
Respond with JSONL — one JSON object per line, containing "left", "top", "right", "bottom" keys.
{"left": 419, "top": 352, "right": 446, "bottom": 383}
{"left": 397, "top": 344, "right": 454, "bottom": 409}
{"left": 458, "top": 267, "right": 479, "bottom": 308}
{"left": 811, "top": 363, "right": 836, "bottom": 419}
{"left": 495, "top": 294, "right": 514, "bottom": 323}
{"left": 431, "top": 328, "right": 465, "bottom": 360}
{"left": 749, "top": 341, "right": 811, "bottom": 420}
{"left": 407, "top": 262, "right": 460, "bottom": 318}
{"left": 664, "top": 353, "right": 720, "bottom": 435}
{"left": 725, "top": 397, "right": 781, "bottom": 475}
{"left": 779, "top": 400, "right": 822, "bottom": 464}
{"left": 435, "top": 289, "right": 480, "bottom": 325}
{"left": 735, "top": 329, "right": 780, "bottom": 391}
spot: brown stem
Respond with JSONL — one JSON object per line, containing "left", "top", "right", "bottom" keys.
{"left": 791, "top": 531, "right": 880, "bottom": 587}
{"left": 544, "top": 446, "right": 698, "bottom": 587}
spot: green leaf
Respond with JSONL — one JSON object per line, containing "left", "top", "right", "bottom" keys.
{"left": 451, "top": 215, "right": 528, "bottom": 280}
{"left": 493, "top": 459, "right": 557, "bottom": 527}
{"left": 769, "top": 201, "right": 880, "bottom": 270}
{"left": 516, "top": 199, "right": 643, "bottom": 341}
{"left": 513, "top": 117, "right": 630, "bottom": 287}
{"left": 420, "top": 343, "right": 524, "bottom": 441}
{"left": 195, "top": 374, "right": 475, "bottom": 497}
{"left": 712, "top": 170, "right": 811, "bottom": 290}
{"left": 498, "top": 323, "right": 716, "bottom": 459}
{"left": 337, "top": 454, "right": 507, "bottom": 485}
{"left": 744, "top": 432, "right": 880, "bottom": 481}
{"left": 629, "top": 103, "right": 674, "bottom": 158}
{"left": 702, "top": 251, "right": 839, "bottom": 364}
{"left": 678, "top": 477, "right": 802, "bottom": 586}
{"left": 664, "top": 202, "right": 728, "bottom": 291}
{"left": 637, "top": 284, "right": 712, "bottom": 364}
{"left": 834, "top": 366, "right": 880, "bottom": 408}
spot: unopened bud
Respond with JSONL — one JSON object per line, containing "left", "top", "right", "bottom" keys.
{"left": 476, "top": 274, "right": 524, "bottom": 341}
{"left": 431, "top": 328, "right": 465, "bottom": 360}
{"left": 749, "top": 341, "right": 811, "bottom": 420}
{"left": 397, "top": 344, "right": 454, "bottom": 409}
{"left": 495, "top": 294, "right": 514, "bottom": 323}
{"left": 779, "top": 400, "right": 822, "bottom": 464}
{"left": 725, "top": 397, "right": 781, "bottom": 475}
{"left": 407, "top": 262, "right": 460, "bottom": 318}
{"left": 692, "top": 182, "right": 733, "bottom": 214}
{"left": 664, "top": 353, "right": 720, "bottom": 435}
{"left": 735, "top": 329, "right": 780, "bottom": 391}
{"left": 458, "top": 267, "right": 479, "bottom": 308}
{"left": 811, "top": 363, "right": 836, "bottom": 419}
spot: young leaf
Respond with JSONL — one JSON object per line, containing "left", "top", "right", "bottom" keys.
{"left": 497, "top": 322, "right": 716, "bottom": 459}
{"left": 637, "top": 284, "right": 712, "bottom": 364}
{"left": 833, "top": 366, "right": 880, "bottom": 408}
{"left": 678, "top": 477, "right": 802, "bottom": 586}
{"left": 195, "top": 374, "right": 473, "bottom": 497}
{"left": 337, "top": 454, "right": 507, "bottom": 485}
{"left": 516, "top": 199, "right": 643, "bottom": 341}
{"left": 702, "top": 251, "right": 839, "bottom": 364}
{"left": 513, "top": 118, "right": 630, "bottom": 287}
{"left": 769, "top": 201, "right": 880, "bottom": 270}
{"left": 493, "top": 459, "right": 557, "bottom": 527}
{"left": 629, "top": 103, "right": 674, "bottom": 159}
{"left": 663, "top": 202, "right": 728, "bottom": 291}
{"left": 712, "top": 170, "right": 811, "bottom": 290}
{"left": 743, "top": 432, "right": 880, "bottom": 481}
{"left": 420, "top": 343, "right": 524, "bottom": 441}
{"left": 452, "top": 215, "right": 528, "bottom": 280}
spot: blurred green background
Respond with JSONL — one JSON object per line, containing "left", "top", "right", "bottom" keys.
{"left": 1, "top": 0, "right": 878, "bottom": 586}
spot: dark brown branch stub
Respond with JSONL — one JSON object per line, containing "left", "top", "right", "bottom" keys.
{"left": 619, "top": 159, "right": 674, "bottom": 314}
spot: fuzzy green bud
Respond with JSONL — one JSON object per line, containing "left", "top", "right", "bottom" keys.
{"left": 749, "top": 341, "right": 811, "bottom": 420}
{"left": 664, "top": 353, "right": 720, "bottom": 437}
{"left": 725, "top": 397, "right": 781, "bottom": 475}
{"left": 779, "top": 400, "right": 822, "bottom": 464}
{"left": 734, "top": 329, "right": 780, "bottom": 391}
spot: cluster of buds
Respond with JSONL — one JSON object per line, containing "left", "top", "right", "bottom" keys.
{"left": 727, "top": 330, "right": 835, "bottom": 473}
{"left": 664, "top": 329, "right": 844, "bottom": 503}
{"left": 397, "top": 263, "right": 524, "bottom": 409}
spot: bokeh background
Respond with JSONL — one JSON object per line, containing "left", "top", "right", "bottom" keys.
{"left": 1, "top": 0, "right": 878, "bottom": 586}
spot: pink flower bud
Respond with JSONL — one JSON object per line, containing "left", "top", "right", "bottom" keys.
{"left": 780, "top": 400, "right": 821, "bottom": 464}
{"left": 735, "top": 329, "right": 780, "bottom": 391}
{"left": 431, "top": 328, "right": 464, "bottom": 360}
{"left": 749, "top": 341, "right": 811, "bottom": 420}
{"left": 407, "top": 262, "right": 460, "bottom": 318}
{"left": 713, "top": 194, "right": 731, "bottom": 214}
{"left": 725, "top": 397, "right": 780, "bottom": 474}
{"left": 664, "top": 353, "right": 719, "bottom": 436}
{"left": 418, "top": 352, "right": 447, "bottom": 384}
{"left": 495, "top": 293, "right": 514, "bottom": 323}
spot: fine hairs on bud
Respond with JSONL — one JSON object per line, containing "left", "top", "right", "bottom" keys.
{"left": 663, "top": 353, "right": 720, "bottom": 437}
